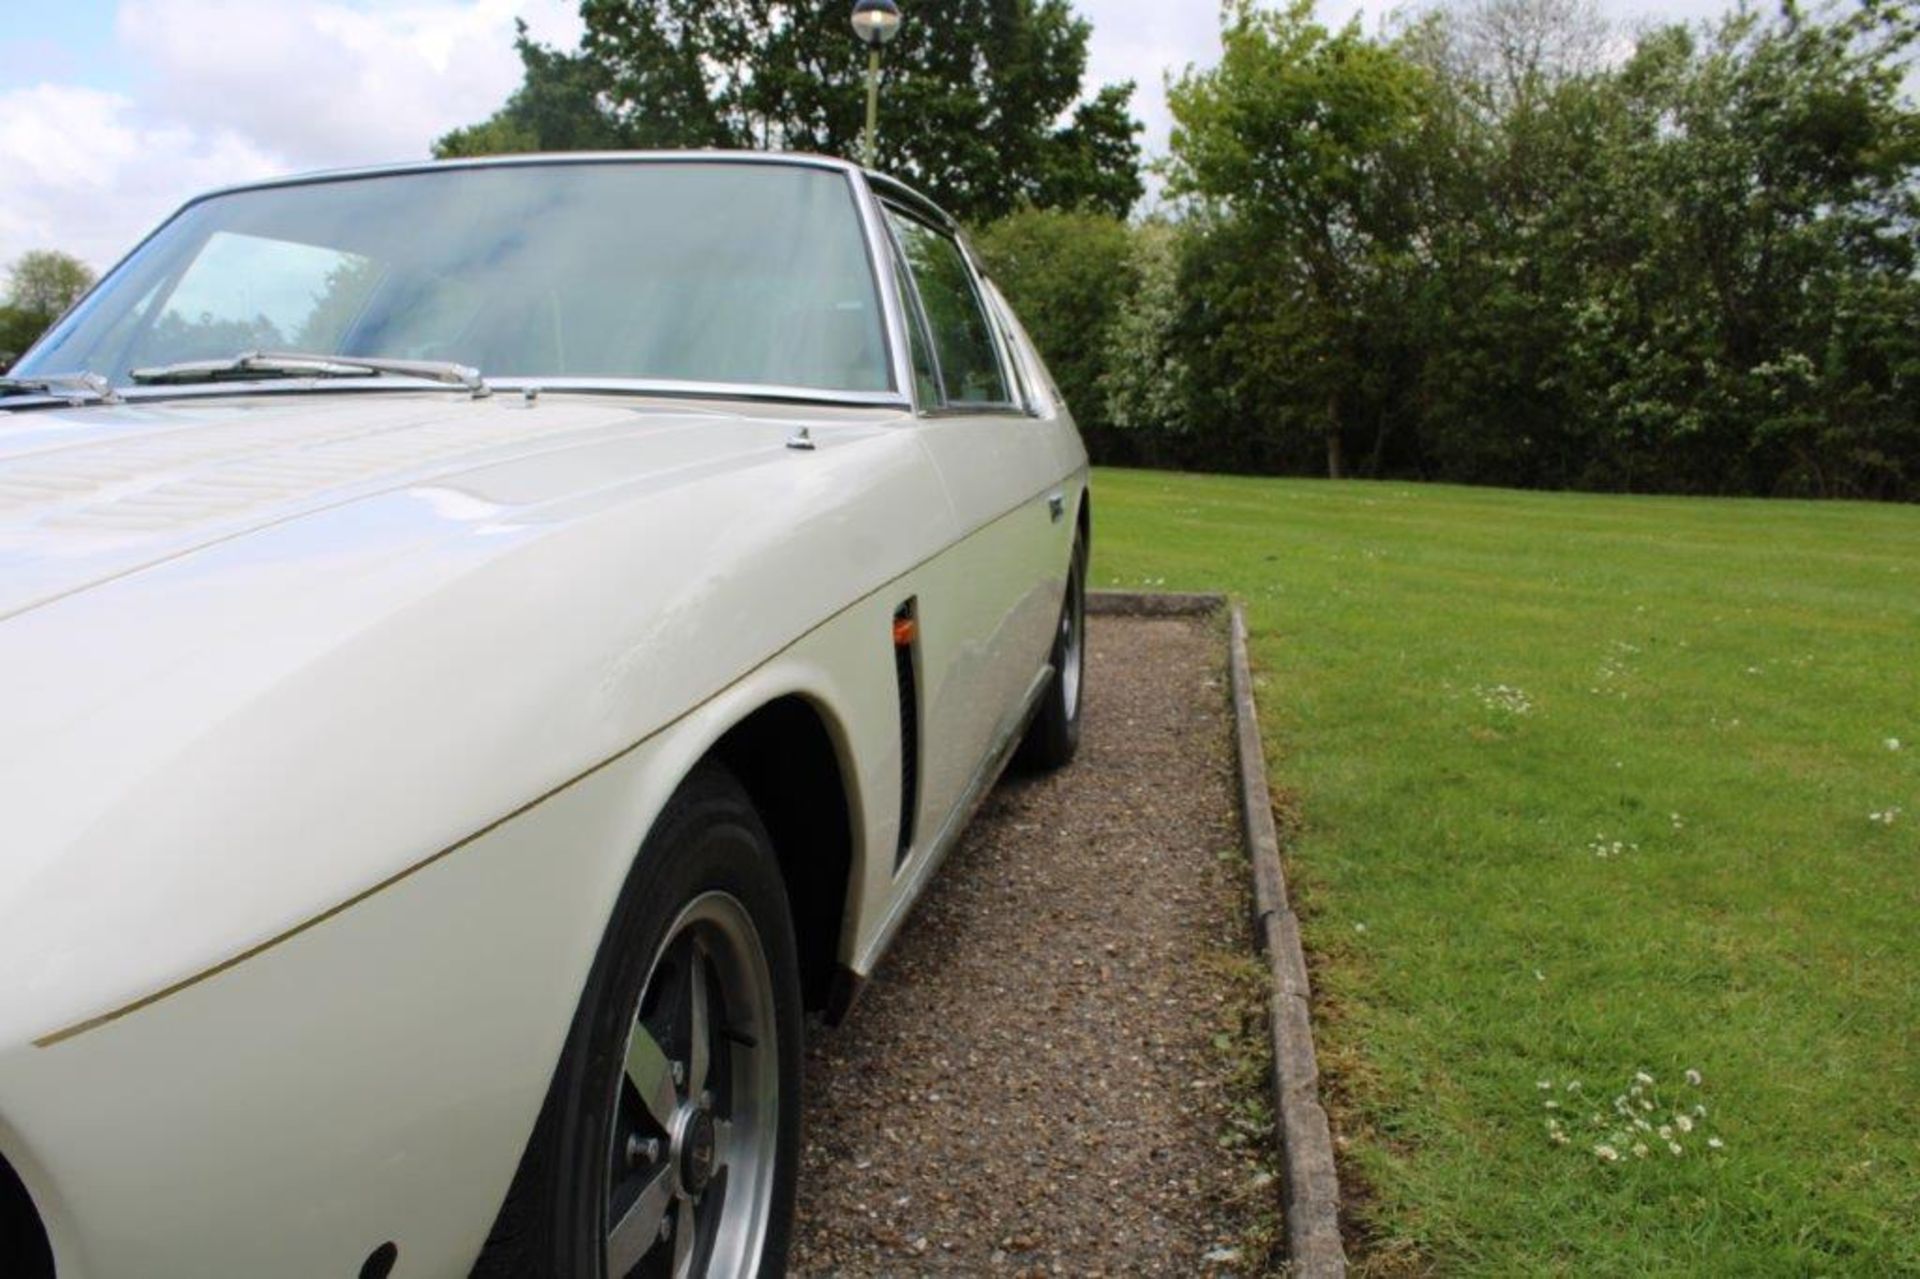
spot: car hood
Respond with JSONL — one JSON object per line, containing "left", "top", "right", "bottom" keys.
{"left": 0, "top": 388, "right": 938, "bottom": 1047}
{"left": 0, "top": 389, "right": 869, "bottom": 621}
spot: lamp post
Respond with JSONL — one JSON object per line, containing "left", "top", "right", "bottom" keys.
{"left": 851, "top": 0, "right": 902, "bottom": 168}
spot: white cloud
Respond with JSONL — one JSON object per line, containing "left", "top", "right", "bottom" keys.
{"left": 0, "top": 0, "right": 579, "bottom": 271}
{"left": 116, "top": 0, "right": 580, "bottom": 173}
{"left": 0, "top": 83, "right": 280, "bottom": 269}
{"left": 1075, "top": 0, "right": 1223, "bottom": 159}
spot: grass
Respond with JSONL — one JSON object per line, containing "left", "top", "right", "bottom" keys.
{"left": 1088, "top": 468, "right": 1919, "bottom": 1275}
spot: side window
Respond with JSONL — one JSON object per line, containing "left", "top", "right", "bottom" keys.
{"left": 886, "top": 209, "right": 1009, "bottom": 407}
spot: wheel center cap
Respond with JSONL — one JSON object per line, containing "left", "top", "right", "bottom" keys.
{"left": 679, "top": 1109, "right": 717, "bottom": 1195}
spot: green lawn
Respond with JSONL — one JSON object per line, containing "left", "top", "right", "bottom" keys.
{"left": 1089, "top": 468, "right": 1919, "bottom": 1275}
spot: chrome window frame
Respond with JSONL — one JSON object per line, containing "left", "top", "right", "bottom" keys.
{"left": 871, "top": 197, "right": 1023, "bottom": 419}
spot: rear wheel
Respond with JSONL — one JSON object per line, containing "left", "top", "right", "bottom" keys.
{"left": 476, "top": 764, "right": 802, "bottom": 1279}
{"left": 1014, "top": 529, "right": 1086, "bottom": 772}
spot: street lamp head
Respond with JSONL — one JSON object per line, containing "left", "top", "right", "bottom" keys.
{"left": 851, "top": 0, "right": 902, "bottom": 46}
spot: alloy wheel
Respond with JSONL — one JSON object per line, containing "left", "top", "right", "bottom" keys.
{"left": 605, "top": 892, "right": 780, "bottom": 1278}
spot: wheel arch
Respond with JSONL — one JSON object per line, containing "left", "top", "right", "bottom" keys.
{"left": 706, "top": 694, "right": 859, "bottom": 1016}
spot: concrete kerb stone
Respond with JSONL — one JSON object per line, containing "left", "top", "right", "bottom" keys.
{"left": 1088, "top": 590, "right": 1348, "bottom": 1277}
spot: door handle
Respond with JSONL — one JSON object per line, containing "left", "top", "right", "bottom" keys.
{"left": 1046, "top": 491, "right": 1065, "bottom": 523}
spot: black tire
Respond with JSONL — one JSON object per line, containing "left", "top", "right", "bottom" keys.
{"left": 1014, "top": 529, "right": 1087, "bottom": 772}
{"left": 474, "top": 763, "right": 804, "bottom": 1279}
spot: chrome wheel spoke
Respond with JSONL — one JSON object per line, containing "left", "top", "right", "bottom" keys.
{"left": 625, "top": 1022, "right": 680, "bottom": 1130}
{"left": 671, "top": 1195, "right": 697, "bottom": 1279}
{"left": 606, "top": 1164, "right": 673, "bottom": 1277}
{"left": 686, "top": 941, "right": 712, "bottom": 1099}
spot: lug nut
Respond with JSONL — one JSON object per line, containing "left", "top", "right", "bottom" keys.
{"left": 626, "top": 1134, "right": 660, "bottom": 1167}
{"left": 671, "top": 1060, "right": 686, "bottom": 1087}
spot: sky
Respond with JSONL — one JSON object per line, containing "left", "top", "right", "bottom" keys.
{"left": 0, "top": 0, "right": 1737, "bottom": 273}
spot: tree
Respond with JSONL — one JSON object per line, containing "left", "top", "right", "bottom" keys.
{"left": 1156, "top": 0, "right": 1919, "bottom": 499}
{"left": 7, "top": 250, "right": 94, "bottom": 320}
{"left": 437, "top": 0, "right": 1144, "bottom": 224}
{"left": 1098, "top": 221, "right": 1191, "bottom": 440}
{"left": 974, "top": 208, "right": 1135, "bottom": 436}
{"left": 1166, "top": 0, "right": 1439, "bottom": 478}
{"left": 1, "top": 250, "right": 95, "bottom": 369}
{"left": 1532, "top": 3, "right": 1920, "bottom": 495}
{"left": 437, "top": 22, "right": 631, "bottom": 157}
{"left": 0, "top": 308, "right": 40, "bottom": 369}
{"left": 1451, "top": 0, "right": 1609, "bottom": 114}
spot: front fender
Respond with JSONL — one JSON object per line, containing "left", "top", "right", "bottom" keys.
{"left": 0, "top": 586, "right": 902, "bottom": 1278}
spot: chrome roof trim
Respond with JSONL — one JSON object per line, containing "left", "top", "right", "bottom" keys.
{"left": 181, "top": 149, "right": 871, "bottom": 205}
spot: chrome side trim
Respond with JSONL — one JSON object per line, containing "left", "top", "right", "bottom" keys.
{"left": 855, "top": 662, "right": 1053, "bottom": 973}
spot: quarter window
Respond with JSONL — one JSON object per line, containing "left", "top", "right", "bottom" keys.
{"left": 886, "top": 210, "right": 1009, "bottom": 407}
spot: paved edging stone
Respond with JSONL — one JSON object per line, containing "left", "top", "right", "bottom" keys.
{"left": 1086, "top": 589, "right": 1226, "bottom": 617}
{"left": 1091, "top": 589, "right": 1349, "bottom": 1277}
{"left": 1228, "top": 603, "right": 1348, "bottom": 1277}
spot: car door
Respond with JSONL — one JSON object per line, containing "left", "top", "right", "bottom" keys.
{"left": 878, "top": 201, "right": 1071, "bottom": 856}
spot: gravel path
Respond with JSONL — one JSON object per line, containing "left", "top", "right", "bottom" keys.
{"left": 791, "top": 615, "right": 1271, "bottom": 1276}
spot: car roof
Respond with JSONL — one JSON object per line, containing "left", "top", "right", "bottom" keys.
{"left": 190, "top": 150, "right": 963, "bottom": 236}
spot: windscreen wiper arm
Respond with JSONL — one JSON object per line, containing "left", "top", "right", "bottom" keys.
{"left": 0, "top": 371, "right": 121, "bottom": 403}
{"left": 129, "top": 350, "right": 491, "bottom": 398}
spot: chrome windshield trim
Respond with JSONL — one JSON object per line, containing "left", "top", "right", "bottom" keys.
{"left": 50, "top": 376, "right": 912, "bottom": 411}
{"left": 482, "top": 377, "right": 909, "bottom": 408}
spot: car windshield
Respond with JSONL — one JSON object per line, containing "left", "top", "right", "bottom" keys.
{"left": 15, "top": 161, "right": 893, "bottom": 396}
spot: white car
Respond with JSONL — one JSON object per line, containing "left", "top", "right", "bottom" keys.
{"left": 0, "top": 153, "right": 1089, "bottom": 1278}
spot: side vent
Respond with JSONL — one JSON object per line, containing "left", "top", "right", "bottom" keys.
{"left": 892, "top": 599, "right": 920, "bottom": 868}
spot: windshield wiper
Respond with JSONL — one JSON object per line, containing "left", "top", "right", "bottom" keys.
{"left": 0, "top": 371, "right": 121, "bottom": 404}
{"left": 129, "top": 350, "right": 491, "bottom": 398}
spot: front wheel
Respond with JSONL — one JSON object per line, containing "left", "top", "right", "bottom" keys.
{"left": 475, "top": 764, "right": 803, "bottom": 1278}
{"left": 1014, "top": 529, "right": 1086, "bottom": 772}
